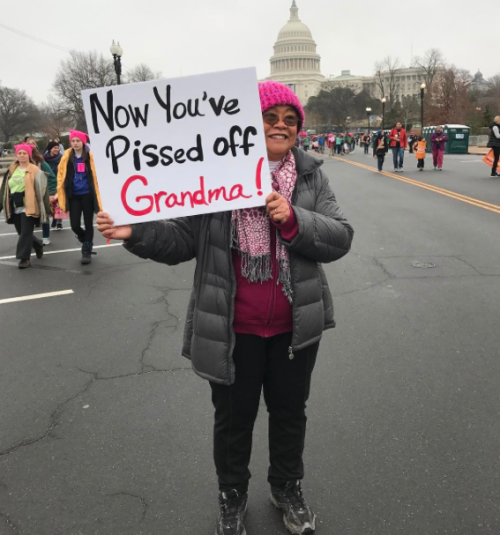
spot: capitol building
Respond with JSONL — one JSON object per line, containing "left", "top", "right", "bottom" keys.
{"left": 267, "top": 0, "right": 325, "bottom": 104}
{"left": 268, "top": 1, "right": 432, "bottom": 107}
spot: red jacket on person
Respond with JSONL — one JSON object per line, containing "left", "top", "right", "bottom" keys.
{"left": 389, "top": 127, "right": 408, "bottom": 149}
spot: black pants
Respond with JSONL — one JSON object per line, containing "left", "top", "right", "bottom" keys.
{"left": 491, "top": 147, "right": 500, "bottom": 175}
{"left": 210, "top": 332, "right": 318, "bottom": 493}
{"left": 69, "top": 194, "right": 94, "bottom": 243}
{"left": 417, "top": 159, "right": 425, "bottom": 169}
{"left": 12, "top": 213, "right": 43, "bottom": 260}
{"left": 377, "top": 153, "right": 385, "bottom": 171}
{"left": 364, "top": 144, "right": 369, "bottom": 154}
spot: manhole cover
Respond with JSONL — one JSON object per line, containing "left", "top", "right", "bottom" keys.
{"left": 412, "top": 262, "right": 436, "bottom": 269}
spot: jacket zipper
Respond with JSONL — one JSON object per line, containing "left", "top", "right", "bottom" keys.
{"left": 264, "top": 224, "right": 278, "bottom": 336}
{"left": 227, "top": 214, "right": 237, "bottom": 384}
{"left": 287, "top": 170, "right": 302, "bottom": 353}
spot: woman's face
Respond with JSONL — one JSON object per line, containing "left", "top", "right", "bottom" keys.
{"left": 71, "top": 137, "right": 83, "bottom": 151}
{"left": 263, "top": 105, "right": 298, "bottom": 161}
{"left": 50, "top": 146, "right": 60, "bottom": 157}
{"left": 17, "top": 150, "right": 29, "bottom": 164}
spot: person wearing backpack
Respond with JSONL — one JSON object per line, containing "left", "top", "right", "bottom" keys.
{"left": 373, "top": 130, "right": 388, "bottom": 172}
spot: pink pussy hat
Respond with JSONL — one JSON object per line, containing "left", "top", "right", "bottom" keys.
{"left": 15, "top": 143, "right": 34, "bottom": 159}
{"left": 258, "top": 81, "right": 305, "bottom": 131}
{"left": 69, "top": 130, "right": 89, "bottom": 145}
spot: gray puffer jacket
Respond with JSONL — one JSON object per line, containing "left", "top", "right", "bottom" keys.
{"left": 124, "top": 147, "right": 354, "bottom": 384}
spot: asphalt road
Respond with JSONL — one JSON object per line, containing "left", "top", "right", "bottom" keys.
{"left": 0, "top": 149, "right": 499, "bottom": 535}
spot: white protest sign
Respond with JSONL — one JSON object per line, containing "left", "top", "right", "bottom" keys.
{"left": 81, "top": 67, "right": 270, "bottom": 225}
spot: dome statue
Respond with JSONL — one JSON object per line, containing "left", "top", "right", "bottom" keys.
{"left": 267, "top": 1, "right": 325, "bottom": 105}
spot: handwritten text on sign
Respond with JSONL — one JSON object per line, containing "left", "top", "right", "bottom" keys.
{"left": 81, "top": 68, "right": 270, "bottom": 225}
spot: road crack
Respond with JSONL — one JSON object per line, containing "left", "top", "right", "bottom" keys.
{"left": 0, "top": 367, "right": 191, "bottom": 458}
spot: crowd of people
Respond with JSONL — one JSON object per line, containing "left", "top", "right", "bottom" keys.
{"left": 0, "top": 111, "right": 498, "bottom": 275}
{"left": 0, "top": 131, "right": 102, "bottom": 269}
{"left": 293, "top": 118, "right": 500, "bottom": 177}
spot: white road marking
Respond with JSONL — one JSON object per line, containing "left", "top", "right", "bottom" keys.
{"left": 0, "top": 224, "right": 98, "bottom": 237}
{"left": 0, "top": 289, "right": 74, "bottom": 305}
{"left": 0, "top": 243, "right": 122, "bottom": 260}
{"left": 460, "top": 160, "right": 484, "bottom": 163}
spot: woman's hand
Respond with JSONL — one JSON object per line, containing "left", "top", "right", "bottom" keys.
{"left": 266, "top": 192, "right": 290, "bottom": 224}
{"left": 96, "top": 211, "right": 132, "bottom": 241}
{"left": 49, "top": 195, "right": 56, "bottom": 203}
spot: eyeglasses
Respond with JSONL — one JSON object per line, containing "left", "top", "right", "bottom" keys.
{"left": 263, "top": 112, "right": 299, "bottom": 127}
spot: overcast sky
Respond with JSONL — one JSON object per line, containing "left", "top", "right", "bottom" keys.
{"left": 1, "top": 0, "right": 498, "bottom": 104}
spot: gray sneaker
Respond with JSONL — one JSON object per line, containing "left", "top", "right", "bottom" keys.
{"left": 215, "top": 490, "right": 248, "bottom": 535}
{"left": 270, "top": 481, "right": 316, "bottom": 534}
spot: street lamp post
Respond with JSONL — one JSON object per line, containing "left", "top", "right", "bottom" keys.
{"left": 420, "top": 82, "right": 426, "bottom": 134}
{"left": 366, "top": 107, "right": 372, "bottom": 134}
{"left": 110, "top": 40, "right": 123, "bottom": 85}
{"left": 381, "top": 98, "right": 387, "bottom": 131}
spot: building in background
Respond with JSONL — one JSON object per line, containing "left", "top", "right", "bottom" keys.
{"left": 327, "top": 68, "right": 430, "bottom": 102}
{"left": 267, "top": 1, "right": 325, "bottom": 104}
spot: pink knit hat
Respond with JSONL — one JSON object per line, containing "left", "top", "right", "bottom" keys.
{"left": 258, "top": 81, "right": 305, "bottom": 130}
{"left": 15, "top": 143, "right": 33, "bottom": 159}
{"left": 69, "top": 130, "right": 89, "bottom": 145}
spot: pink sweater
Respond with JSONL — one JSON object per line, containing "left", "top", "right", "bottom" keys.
{"left": 232, "top": 208, "right": 299, "bottom": 337}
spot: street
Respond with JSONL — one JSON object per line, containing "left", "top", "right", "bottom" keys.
{"left": 1, "top": 150, "right": 499, "bottom": 535}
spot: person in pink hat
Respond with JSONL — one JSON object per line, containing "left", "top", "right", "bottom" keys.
{"left": 96, "top": 81, "right": 354, "bottom": 535}
{"left": 57, "top": 130, "right": 102, "bottom": 264}
{"left": 0, "top": 143, "right": 49, "bottom": 268}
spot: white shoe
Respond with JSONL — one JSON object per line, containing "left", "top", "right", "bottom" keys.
{"left": 42, "top": 238, "right": 51, "bottom": 246}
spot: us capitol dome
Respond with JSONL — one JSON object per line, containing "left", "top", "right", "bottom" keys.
{"left": 267, "top": 1, "right": 325, "bottom": 105}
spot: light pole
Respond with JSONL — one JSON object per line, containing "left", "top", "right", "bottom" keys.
{"left": 381, "top": 98, "right": 387, "bottom": 131}
{"left": 366, "top": 107, "right": 372, "bottom": 134}
{"left": 420, "top": 82, "right": 426, "bottom": 134}
{"left": 110, "top": 40, "right": 123, "bottom": 85}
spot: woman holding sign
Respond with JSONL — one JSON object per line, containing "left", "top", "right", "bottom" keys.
{"left": 57, "top": 130, "right": 102, "bottom": 264}
{"left": 97, "top": 81, "right": 354, "bottom": 535}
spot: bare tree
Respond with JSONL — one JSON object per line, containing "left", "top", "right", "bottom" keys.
{"left": 431, "top": 66, "right": 472, "bottom": 125}
{"left": 125, "top": 63, "right": 162, "bottom": 83}
{"left": 39, "top": 97, "right": 73, "bottom": 138}
{"left": 413, "top": 48, "right": 445, "bottom": 92}
{"left": 374, "top": 61, "right": 387, "bottom": 100}
{"left": 53, "top": 50, "right": 116, "bottom": 130}
{"left": 400, "top": 95, "right": 420, "bottom": 130}
{"left": 0, "top": 84, "right": 40, "bottom": 142}
{"left": 374, "top": 57, "right": 403, "bottom": 109}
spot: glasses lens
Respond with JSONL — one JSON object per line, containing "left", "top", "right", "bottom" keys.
{"left": 263, "top": 113, "right": 278, "bottom": 125}
{"left": 284, "top": 115, "right": 299, "bottom": 126}
{"left": 263, "top": 113, "right": 298, "bottom": 127}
